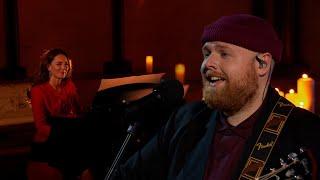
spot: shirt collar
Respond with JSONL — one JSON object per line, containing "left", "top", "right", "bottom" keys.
{"left": 216, "top": 94, "right": 268, "bottom": 139}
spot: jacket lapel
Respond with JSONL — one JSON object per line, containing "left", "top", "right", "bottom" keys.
{"left": 176, "top": 109, "right": 218, "bottom": 180}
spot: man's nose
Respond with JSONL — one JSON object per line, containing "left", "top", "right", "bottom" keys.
{"left": 204, "top": 54, "right": 219, "bottom": 70}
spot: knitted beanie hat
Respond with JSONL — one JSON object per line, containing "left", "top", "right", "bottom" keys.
{"left": 201, "top": 14, "right": 283, "bottom": 62}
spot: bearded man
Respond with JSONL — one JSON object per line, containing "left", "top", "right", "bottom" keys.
{"left": 111, "top": 14, "right": 320, "bottom": 180}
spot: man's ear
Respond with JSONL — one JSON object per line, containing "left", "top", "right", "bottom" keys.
{"left": 256, "top": 53, "right": 272, "bottom": 77}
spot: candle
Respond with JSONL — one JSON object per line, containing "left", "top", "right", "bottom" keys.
{"left": 275, "top": 88, "right": 284, "bottom": 97}
{"left": 297, "top": 74, "right": 315, "bottom": 112}
{"left": 285, "top": 89, "right": 298, "bottom": 105}
{"left": 146, "top": 56, "right": 153, "bottom": 74}
{"left": 175, "top": 63, "right": 185, "bottom": 84}
{"left": 298, "top": 101, "right": 305, "bottom": 108}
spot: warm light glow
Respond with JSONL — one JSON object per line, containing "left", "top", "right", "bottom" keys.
{"left": 175, "top": 63, "right": 185, "bottom": 84}
{"left": 146, "top": 56, "right": 153, "bottom": 73}
{"left": 285, "top": 89, "right": 298, "bottom": 105}
{"left": 297, "top": 74, "right": 315, "bottom": 112}
{"left": 275, "top": 88, "right": 284, "bottom": 97}
{"left": 298, "top": 102, "right": 304, "bottom": 108}
{"left": 302, "top": 74, "right": 308, "bottom": 79}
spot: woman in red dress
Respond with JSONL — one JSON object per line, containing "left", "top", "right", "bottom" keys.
{"left": 27, "top": 48, "right": 89, "bottom": 180}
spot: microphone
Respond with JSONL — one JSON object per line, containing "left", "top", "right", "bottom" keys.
{"left": 104, "top": 79, "right": 184, "bottom": 180}
{"left": 123, "top": 79, "right": 184, "bottom": 125}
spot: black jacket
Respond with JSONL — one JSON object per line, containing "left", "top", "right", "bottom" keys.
{"left": 113, "top": 87, "right": 320, "bottom": 180}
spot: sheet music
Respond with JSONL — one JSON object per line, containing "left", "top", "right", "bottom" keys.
{"left": 98, "top": 73, "right": 165, "bottom": 92}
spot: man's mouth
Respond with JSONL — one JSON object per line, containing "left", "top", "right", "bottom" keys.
{"left": 206, "top": 75, "right": 226, "bottom": 86}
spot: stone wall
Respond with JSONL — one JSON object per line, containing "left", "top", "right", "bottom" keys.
{"left": 0, "top": 82, "right": 33, "bottom": 126}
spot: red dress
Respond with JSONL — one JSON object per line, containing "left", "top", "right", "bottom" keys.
{"left": 30, "top": 79, "right": 81, "bottom": 142}
{"left": 28, "top": 79, "right": 83, "bottom": 180}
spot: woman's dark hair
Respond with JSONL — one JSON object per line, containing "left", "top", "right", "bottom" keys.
{"left": 33, "top": 48, "right": 72, "bottom": 86}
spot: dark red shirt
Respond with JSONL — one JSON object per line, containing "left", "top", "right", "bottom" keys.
{"left": 204, "top": 107, "right": 263, "bottom": 180}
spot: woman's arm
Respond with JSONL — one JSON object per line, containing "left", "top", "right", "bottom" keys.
{"left": 31, "top": 86, "right": 51, "bottom": 142}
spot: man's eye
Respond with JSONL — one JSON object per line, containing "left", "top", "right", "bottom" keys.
{"left": 220, "top": 52, "right": 228, "bottom": 57}
{"left": 203, "top": 52, "right": 210, "bottom": 58}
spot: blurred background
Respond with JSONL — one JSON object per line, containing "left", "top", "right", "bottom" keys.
{"left": 0, "top": 0, "right": 319, "bottom": 179}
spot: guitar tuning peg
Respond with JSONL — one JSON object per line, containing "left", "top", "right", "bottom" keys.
{"left": 288, "top": 152, "right": 298, "bottom": 161}
{"left": 294, "top": 175, "right": 303, "bottom": 179}
{"left": 269, "top": 168, "right": 275, "bottom": 172}
{"left": 280, "top": 158, "right": 287, "bottom": 166}
{"left": 299, "top": 147, "right": 306, "bottom": 153}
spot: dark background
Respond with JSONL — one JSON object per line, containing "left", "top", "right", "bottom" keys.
{"left": 0, "top": 1, "right": 320, "bottom": 179}
{"left": 0, "top": 0, "right": 319, "bottom": 112}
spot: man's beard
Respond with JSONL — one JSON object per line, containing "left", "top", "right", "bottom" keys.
{"left": 202, "top": 66, "right": 258, "bottom": 115}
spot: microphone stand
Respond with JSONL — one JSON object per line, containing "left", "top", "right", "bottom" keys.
{"left": 104, "top": 122, "right": 138, "bottom": 180}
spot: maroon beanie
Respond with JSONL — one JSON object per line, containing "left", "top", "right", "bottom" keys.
{"left": 201, "top": 14, "right": 283, "bottom": 62}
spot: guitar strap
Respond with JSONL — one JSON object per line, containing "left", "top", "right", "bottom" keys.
{"left": 239, "top": 97, "right": 294, "bottom": 180}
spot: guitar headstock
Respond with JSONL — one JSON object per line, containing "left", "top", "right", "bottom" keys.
{"left": 257, "top": 147, "right": 312, "bottom": 180}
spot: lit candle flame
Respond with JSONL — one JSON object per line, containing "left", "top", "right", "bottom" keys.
{"left": 175, "top": 63, "right": 186, "bottom": 84}
{"left": 146, "top": 56, "right": 153, "bottom": 73}
{"left": 302, "top": 74, "right": 308, "bottom": 79}
{"left": 285, "top": 89, "right": 298, "bottom": 105}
